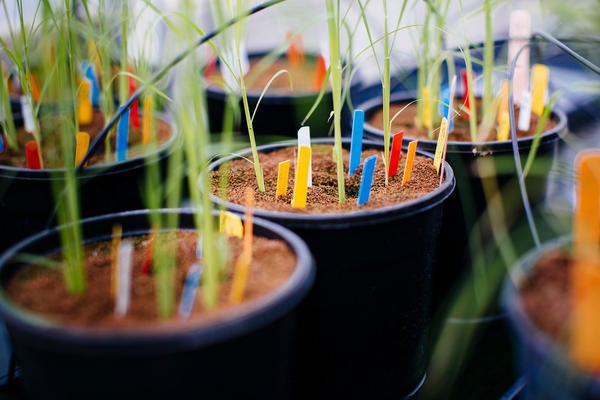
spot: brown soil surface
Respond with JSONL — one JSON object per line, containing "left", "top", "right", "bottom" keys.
{"left": 367, "top": 98, "right": 559, "bottom": 143}
{"left": 0, "top": 109, "right": 172, "bottom": 169}
{"left": 5, "top": 230, "right": 296, "bottom": 330}
{"left": 207, "top": 56, "right": 324, "bottom": 94}
{"left": 519, "top": 249, "right": 570, "bottom": 341}
{"left": 212, "top": 144, "right": 442, "bottom": 214}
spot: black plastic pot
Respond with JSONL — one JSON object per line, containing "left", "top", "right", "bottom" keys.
{"left": 0, "top": 209, "right": 315, "bottom": 400}
{"left": 206, "top": 52, "right": 361, "bottom": 138}
{"left": 208, "top": 138, "right": 455, "bottom": 399}
{"left": 0, "top": 113, "right": 179, "bottom": 253}
{"left": 360, "top": 92, "right": 568, "bottom": 313}
{"left": 503, "top": 237, "right": 600, "bottom": 400}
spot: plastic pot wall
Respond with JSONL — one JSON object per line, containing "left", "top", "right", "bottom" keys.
{"left": 360, "top": 92, "right": 568, "bottom": 313}
{"left": 208, "top": 138, "right": 456, "bottom": 399}
{"left": 503, "top": 237, "right": 600, "bottom": 400}
{"left": 205, "top": 53, "right": 361, "bottom": 138}
{"left": 0, "top": 114, "right": 179, "bottom": 253}
{"left": 0, "top": 209, "right": 315, "bottom": 400}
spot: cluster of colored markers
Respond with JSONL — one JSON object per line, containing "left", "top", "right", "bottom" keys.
{"left": 2, "top": 43, "right": 154, "bottom": 170}
{"left": 109, "top": 189, "right": 257, "bottom": 319}
{"left": 276, "top": 86, "right": 454, "bottom": 209}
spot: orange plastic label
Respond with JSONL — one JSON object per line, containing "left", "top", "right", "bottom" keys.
{"left": 142, "top": 95, "right": 153, "bottom": 145}
{"left": 402, "top": 140, "right": 418, "bottom": 185}
{"left": 75, "top": 132, "right": 90, "bottom": 167}
{"left": 571, "top": 151, "right": 600, "bottom": 372}
{"left": 276, "top": 160, "right": 291, "bottom": 198}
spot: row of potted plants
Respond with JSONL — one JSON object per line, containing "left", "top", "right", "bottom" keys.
{"left": 0, "top": 0, "right": 597, "bottom": 399}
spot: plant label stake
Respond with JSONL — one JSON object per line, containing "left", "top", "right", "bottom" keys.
{"left": 287, "top": 32, "right": 305, "bottom": 67}
{"left": 129, "top": 75, "right": 140, "bottom": 128}
{"left": 348, "top": 109, "right": 364, "bottom": 175}
{"left": 230, "top": 188, "right": 254, "bottom": 304}
{"left": 388, "top": 131, "right": 404, "bottom": 177}
{"left": 81, "top": 61, "right": 100, "bottom": 107}
{"left": 530, "top": 64, "right": 549, "bottom": 116}
{"left": 25, "top": 141, "right": 41, "bottom": 170}
{"left": 433, "top": 118, "right": 449, "bottom": 174}
{"left": 313, "top": 53, "right": 327, "bottom": 91}
{"left": 497, "top": 112, "right": 510, "bottom": 141}
{"left": 438, "top": 76, "right": 457, "bottom": 185}
{"left": 357, "top": 155, "right": 377, "bottom": 206}
{"left": 141, "top": 224, "right": 159, "bottom": 275}
{"left": 204, "top": 50, "right": 217, "bottom": 79}
{"left": 461, "top": 69, "right": 472, "bottom": 120}
{"left": 178, "top": 263, "right": 203, "bottom": 318}
{"left": 29, "top": 73, "right": 40, "bottom": 102}
{"left": 142, "top": 95, "right": 153, "bottom": 145}
{"left": 496, "top": 80, "right": 511, "bottom": 140}
{"left": 88, "top": 41, "right": 101, "bottom": 80}
{"left": 497, "top": 80, "right": 509, "bottom": 123}
{"left": 402, "top": 140, "right": 418, "bottom": 185}
{"left": 78, "top": 79, "right": 93, "bottom": 125}
{"left": 291, "top": 145, "right": 311, "bottom": 209}
{"left": 276, "top": 160, "right": 291, "bottom": 198}
{"left": 508, "top": 10, "right": 531, "bottom": 106}
{"left": 111, "top": 225, "right": 122, "bottom": 298}
{"left": 116, "top": 106, "right": 130, "bottom": 162}
{"left": 422, "top": 87, "right": 432, "bottom": 128}
{"left": 571, "top": 151, "right": 600, "bottom": 372}
{"left": 298, "top": 126, "right": 312, "bottom": 186}
{"left": 75, "top": 132, "right": 90, "bottom": 167}
{"left": 439, "top": 86, "right": 454, "bottom": 132}
{"left": 518, "top": 90, "right": 532, "bottom": 131}
{"left": 115, "top": 239, "right": 133, "bottom": 317}
{"left": 447, "top": 75, "right": 457, "bottom": 132}
{"left": 20, "top": 96, "right": 34, "bottom": 134}
{"left": 219, "top": 210, "right": 243, "bottom": 238}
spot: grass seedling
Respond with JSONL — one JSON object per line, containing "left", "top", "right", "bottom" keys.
{"left": 210, "top": 0, "right": 265, "bottom": 193}
{"left": 0, "top": 62, "right": 17, "bottom": 149}
{"left": 42, "top": 0, "right": 86, "bottom": 293}
{"left": 415, "top": 0, "right": 450, "bottom": 133}
{"left": 357, "top": 0, "right": 408, "bottom": 184}
{"left": 0, "top": 0, "right": 43, "bottom": 160}
{"left": 325, "top": 0, "right": 346, "bottom": 202}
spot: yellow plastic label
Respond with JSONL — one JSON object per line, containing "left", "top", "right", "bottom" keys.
{"left": 433, "top": 118, "right": 448, "bottom": 174}
{"left": 142, "top": 95, "right": 153, "bottom": 145}
{"left": 422, "top": 87, "right": 432, "bottom": 129}
{"left": 75, "top": 132, "right": 90, "bottom": 166}
{"left": 530, "top": 64, "right": 549, "bottom": 116}
{"left": 276, "top": 160, "right": 291, "bottom": 198}
{"left": 291, "top": 146, "right": 311, "bottom": 208}
{"left": 78, "top": 79, "right": 93, "bottom": 125}
{"left": 496, "top": 112, "right": 510, "bottom": 141}
{"left": 219, "top": 211, "right": 243, "bottom": 239}
{"left": 229, "top": 188, "right": 254, "bottom": 304}
{"left": 497, "top": 80, "right": 509, "bottom": 123}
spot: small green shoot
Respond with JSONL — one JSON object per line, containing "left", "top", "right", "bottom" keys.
{"left": 325, "top": 0, "right": 346, "bottom": 203}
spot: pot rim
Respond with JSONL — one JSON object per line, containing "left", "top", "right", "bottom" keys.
{"left": 207, "top": 137, "right": 455, "bottom": 229}
{"left": 358, "top": 91, "right": 568, "bottom": 155}
{"left": 502, "top": 235, "right": 600, "bottom": 386}
{"left": 205, "top": 51, "right": 361, "bottom": 101}
{"left": 0, "top": 208, "right": 315, "bottom": 355}
{"left": 0, "top": 111, "right": 180, "bottom": 180}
